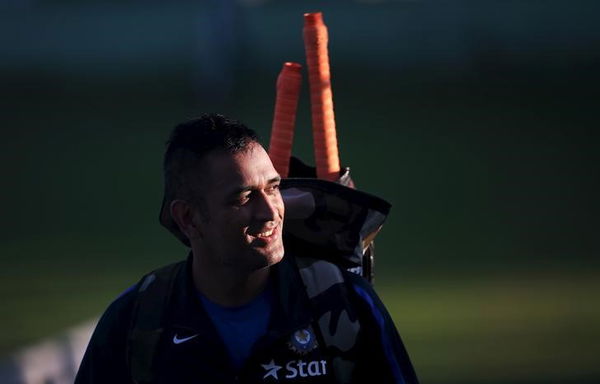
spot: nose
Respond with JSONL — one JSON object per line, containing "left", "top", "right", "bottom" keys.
{"left": 255, "top": 191, "right": 281, "bottom": 222}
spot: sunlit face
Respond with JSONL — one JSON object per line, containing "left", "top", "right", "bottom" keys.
{"left": 193, "top": 142, "right": 285, "bottom": 272}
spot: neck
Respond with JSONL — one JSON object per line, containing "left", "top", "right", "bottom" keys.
{"left": 191, "top": 251, "right": 270, "bottom": 308}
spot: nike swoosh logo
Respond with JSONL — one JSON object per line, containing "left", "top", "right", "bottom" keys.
{"left": 172, "top": 333, "right": 199, "bottom": 345}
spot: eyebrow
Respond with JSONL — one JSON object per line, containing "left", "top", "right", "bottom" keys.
{"left": 231, "top": 176, "right": 282, "bottom": 195}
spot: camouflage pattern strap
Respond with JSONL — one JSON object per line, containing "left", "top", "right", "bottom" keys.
{"left": 128, "top": 261, "right": 184, "bottom": 384}
{"left": 296, "top": 257, "right": 361, "bottom": 384}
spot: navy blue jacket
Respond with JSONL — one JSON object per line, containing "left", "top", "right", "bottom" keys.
{"left": 75, "top": 254, "right": 418, "bottom": 384}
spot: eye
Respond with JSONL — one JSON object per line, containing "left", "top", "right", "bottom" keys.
{"left": 233, "top": 193, "right": 251, "bottom": 206}
{"left": 266, "top": 184, "right": 280, "bottom": 195}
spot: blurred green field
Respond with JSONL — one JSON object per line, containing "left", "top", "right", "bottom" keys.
{"left": 380, "top": 272, "right": 600, "bottom": 383}
{"left": 1, "top": 66, "right": 598, "bottom": 383}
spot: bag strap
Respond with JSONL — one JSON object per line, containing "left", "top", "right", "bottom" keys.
{"left": 127, "top": 261, "right": 184, "bottom": 384}
{"left": 296, "top": 256, "right": 361, "bottom": 384}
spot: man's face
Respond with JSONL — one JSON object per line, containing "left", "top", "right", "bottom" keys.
{"left": 193, "top": 142, "right": 285, "bottom": 272}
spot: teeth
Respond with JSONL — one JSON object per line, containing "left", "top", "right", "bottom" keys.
{"left": 257, "top": 229, "right": 274, "bottom": 238}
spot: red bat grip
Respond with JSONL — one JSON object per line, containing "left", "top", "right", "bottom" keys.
{"left": 269, "top": 62, "right": 302, "bottom": 178}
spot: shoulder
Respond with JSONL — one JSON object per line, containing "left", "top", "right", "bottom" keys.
{"left": 342, "top": 268, "right": 383, "bottom": 308}
{"left": 91, "top": 283, "right": 138, "bottom": 340}
{"left": 93, "top": 260, "right": 186, "bottom": 338}
{"left": 340, "top": 267, "right": 397, "bottom": 331}
{"left": 76, "top": 262, "right": 183, "bottom": 384}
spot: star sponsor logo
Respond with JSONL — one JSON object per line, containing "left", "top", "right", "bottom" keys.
{"left": 262, "top": 359, "right": 282, "bottom": 380}
{"left": 261, "top": 359, "right": 327, "bottom": 380}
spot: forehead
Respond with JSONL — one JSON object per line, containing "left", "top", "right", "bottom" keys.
{"left": 200, "top": 142, "right": 279, "bottom": 193}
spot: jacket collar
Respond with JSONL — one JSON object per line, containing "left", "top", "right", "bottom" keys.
{"left": 166, "top": 253, "right": 313, "bottom": 339}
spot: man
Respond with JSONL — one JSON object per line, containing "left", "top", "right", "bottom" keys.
{"left": 75, "top": 113, "right": 419, "bottom": 384}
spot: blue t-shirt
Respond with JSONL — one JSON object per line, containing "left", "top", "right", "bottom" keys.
{"left": 199, "top": 284, "right": 273, "bottom": 370}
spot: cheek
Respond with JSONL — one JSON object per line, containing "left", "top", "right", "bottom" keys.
{"left": 275, "top": 195, "right": 285, "bottom": 217}
{"left": 221, "top": 213, "right": 251, "bottom": 235}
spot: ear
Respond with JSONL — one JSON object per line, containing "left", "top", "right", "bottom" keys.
{"left": 170, "top": 199, "right": 203, "bottom": 240}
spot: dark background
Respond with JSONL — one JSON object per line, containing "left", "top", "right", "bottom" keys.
{"left": 1, "top": 1, "right": 599, "bottom": 383}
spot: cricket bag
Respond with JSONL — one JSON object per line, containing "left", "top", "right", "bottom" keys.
{"left": 280, "top": 156, "right": 391, "bottom": 283}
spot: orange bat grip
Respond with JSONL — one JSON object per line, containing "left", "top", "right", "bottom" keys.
{"left": 269, "top": 62, "right": 302, "bottom": 178}
{"left": 303, "top": 12, "right": 341, "bottom": 181}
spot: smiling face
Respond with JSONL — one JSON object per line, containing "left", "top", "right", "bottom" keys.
{"left": 192, "top": 142, "right": 285, "bottom": 273}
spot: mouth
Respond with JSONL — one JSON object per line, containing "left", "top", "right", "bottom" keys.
{"left": 256, "top": 228, "right": 275, "bottom": 238}
{"left": 249, "top": 224, "right": 280, "bottom": 244}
